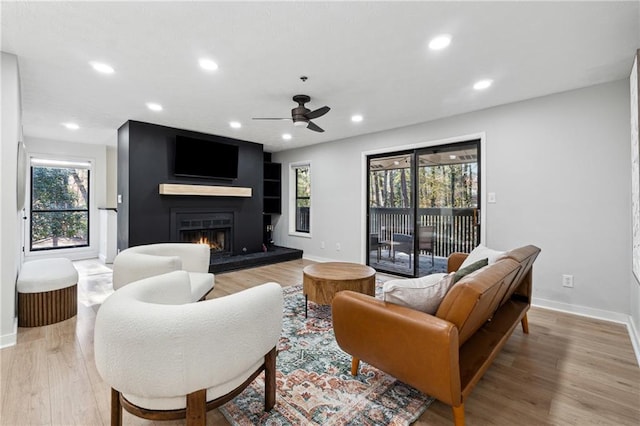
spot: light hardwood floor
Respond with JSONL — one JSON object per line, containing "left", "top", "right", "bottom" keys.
{"left": 1, "top": 258, "right": 639, "bottom": 425}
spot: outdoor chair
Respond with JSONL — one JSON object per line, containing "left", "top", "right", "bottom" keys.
{"left": 392, "top": 233, "right": 413, "bottom": 263}
{"left": 370, "top": 233, "right": 381, "bottom": 261}
{"left": 419, "top": 225, "right": 435, "bottom": 266}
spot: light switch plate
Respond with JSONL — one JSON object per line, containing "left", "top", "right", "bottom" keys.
{"left": 488, "top": 192, "right": 496, "bottom": 203}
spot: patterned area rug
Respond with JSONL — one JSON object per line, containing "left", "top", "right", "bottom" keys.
{"left": 220, "top": 285, "right": 434, "bottom": 425}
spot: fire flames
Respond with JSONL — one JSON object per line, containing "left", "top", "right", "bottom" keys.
{"left": 195, "top": 236, "right": 223, "bottom": 251}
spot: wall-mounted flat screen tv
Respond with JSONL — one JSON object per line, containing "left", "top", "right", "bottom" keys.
{"left": 174, "top": 135, "right": 239, "bottom": 180}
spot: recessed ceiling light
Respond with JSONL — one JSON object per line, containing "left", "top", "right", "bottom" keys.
{"left": 449, "top": 154, "right": 457, "bottom": 160}
{"left": 229, "top": 121, "right": 241, "bottom": 129}
{"left": 473, "top": 79, "right": 493, "bottom": 90}
{"left": 282, "top": 134, "right": 292, "bottom": 140}
{"left": 428, "top": 35, "right": 451, "bottom": 50}
{"left": 393, "top": 160, "right": 400, "bottom": 166}
{"left": 90, "top": 61, "right": 114, "bottom": 74}
{"left": 199, "top": 58, "right": 219, "bottom": 71}
{"left": 351, "top": 115, "right": 363, "bottom": 123}
{"left": 62, "top": 122, "right": 79, "bottom": 130}
{"left": 146, "top": 102, "right": 163, "bottom": 111}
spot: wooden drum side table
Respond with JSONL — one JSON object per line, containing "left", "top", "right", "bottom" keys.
{"left": 302, "top": 262, "right": 376, "bottom": 317}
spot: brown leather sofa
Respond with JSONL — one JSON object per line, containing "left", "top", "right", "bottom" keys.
{"left": 332, "top": 245, "right": 540, "bottom": 426}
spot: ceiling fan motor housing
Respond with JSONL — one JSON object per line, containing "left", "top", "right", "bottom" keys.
{"left": 292, "top": 95, "right": 311, "bottom": 126}
{"left": 292, "top": 107, "right": 310, "bottom": 126}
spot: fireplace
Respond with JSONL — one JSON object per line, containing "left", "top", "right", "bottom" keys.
{"left": 172, "top": 211, "right": 234, "bottom": 257}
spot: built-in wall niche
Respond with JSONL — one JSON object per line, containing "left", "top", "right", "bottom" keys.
{"left": 263, "top": 162, "right": 281, "bottom": 214}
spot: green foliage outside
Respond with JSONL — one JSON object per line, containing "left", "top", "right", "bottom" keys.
{"left": 31, "top": 167, "right": 89, "bottom": 249}
{"left": 296, "top": 166, "right": 310, "bottom": 207}
{"left": 370, "top": 163, "right": 477, "bottom": 208}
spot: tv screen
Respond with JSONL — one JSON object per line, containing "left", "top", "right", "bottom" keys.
{"left": 174, "top": 136, "right": 239, "bottom": 180}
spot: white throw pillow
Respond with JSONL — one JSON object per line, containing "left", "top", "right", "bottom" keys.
{"left": 383, "top": 273, "right": 455, "bottom": 314}
{"left": 460, "top": 244, "right": 505, "bottom": 269}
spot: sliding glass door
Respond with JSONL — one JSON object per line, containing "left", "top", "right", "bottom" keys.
{"left": 367, "top": 140, "right": 480, "bottom": 277}
{"left": 368, "top": 151, "right": 415, "bottom": 276}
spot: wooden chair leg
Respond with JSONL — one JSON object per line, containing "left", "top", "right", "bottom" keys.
{"left": 521, "top": 313, "right": 530, "bottom": 334}
{"left": 186, "top": 389, "right": 206, "bottom": 426}
{"left": 264, "top": 347, "right": 277, "bottom": 411}
{"left": 351, "top": 357, "right": 360, "bottom": 376}
{"left": 111, "top": 388, "right": 122, "bottom": 426}
{"left": 452, "top": 404, "right": 465, "bottom": 426}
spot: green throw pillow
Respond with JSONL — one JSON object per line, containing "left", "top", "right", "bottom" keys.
{"left": 452, "top": 258, "right": 488, "bottom": 284}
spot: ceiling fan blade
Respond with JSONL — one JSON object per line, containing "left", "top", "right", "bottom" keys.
{"left": 252, "top": 117, "right": 291, "bottom": 120}
{"left": 305, "top": 106, "right": 330, "bottom": 120}
{"left": 307, "top": 121, "right": 324, "bottom": 133}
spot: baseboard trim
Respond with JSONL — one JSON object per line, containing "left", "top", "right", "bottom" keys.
{"left": 98, "top": 253, "right": 114, "bottom": 264}
{"left": 627, "top": 318, "right": 640, "bottom": 367}
{"left": 0, "top": 317, "right": 17, "bottom": 348}
{"left": 532, "top": 297, "right": 629, "bottom": 323}
{"left": 533, "top": 297, "right": 640, "bottom": 367}
{"left": 302, "top": 254, "right": 341, "bottom": 263}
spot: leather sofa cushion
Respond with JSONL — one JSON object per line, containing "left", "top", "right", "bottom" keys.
{"left": 436, "top": 258, "right": 521, "bottom": 346}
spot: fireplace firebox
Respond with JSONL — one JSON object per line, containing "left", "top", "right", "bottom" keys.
{"left": 172, "top": 211, "right": 234, "bottom": 257}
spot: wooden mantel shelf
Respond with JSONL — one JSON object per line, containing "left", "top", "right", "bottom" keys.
{"left": 159, "top": 183, "right": 252, "bottom": 197}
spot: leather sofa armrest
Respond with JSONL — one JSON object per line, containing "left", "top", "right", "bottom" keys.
{"left": 332, "top": 291, "right": 462, "bottom": 406}
{"left": 447, "top": 252, "right": 468, "bottom": 273}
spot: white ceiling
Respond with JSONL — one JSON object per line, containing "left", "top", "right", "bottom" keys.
{"left": 2, "top": 1, "right": 638, "bottom": 153}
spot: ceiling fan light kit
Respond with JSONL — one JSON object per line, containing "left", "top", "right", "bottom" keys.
{"left": 253, "top": 94, "right": 330, "bottom": 133}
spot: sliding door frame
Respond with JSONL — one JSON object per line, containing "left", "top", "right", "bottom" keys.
{"left": 361, "top": 132, "right": 487, "bottom": 274}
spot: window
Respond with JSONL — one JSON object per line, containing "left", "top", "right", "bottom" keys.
{"left": 30, "top": 159, "right": 91, "bottom": 251}
{"left": 290, "top": 163, "right": 311, "bottom": 235}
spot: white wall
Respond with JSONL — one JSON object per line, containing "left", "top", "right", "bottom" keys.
{"left": 630, "top": 51, "right": 640, "bottom": 358}
{"left": 24, "top": 137, "right": 107, "bottom": 261}
{"left": 106, "top": 145, "right": 118, "bottom": 207}
{"left": 1, "top": 52, "right": 22, "bottom": 347}
{"left": 274, "top": 80, "right": 632, "bottom": 320}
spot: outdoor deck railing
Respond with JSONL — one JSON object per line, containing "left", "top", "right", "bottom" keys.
{"left": 296, "top": 207, "right": 310, "bottom": 233}
{"left": 369, "top": 207, "right": 479, "bottom": 258}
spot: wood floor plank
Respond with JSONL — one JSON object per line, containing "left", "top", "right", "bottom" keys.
{"left": 1, "top": 338, "right": 52, "bottom": 425}
{"left": 0, "top": 258, "right": 638, "bottom": 426}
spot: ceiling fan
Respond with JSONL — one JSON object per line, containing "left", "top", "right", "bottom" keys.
{"left": 253, "top": 95, "right": 330, "bottom": 132}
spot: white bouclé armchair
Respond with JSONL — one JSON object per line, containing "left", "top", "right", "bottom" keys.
{"left": 112, "top": 243, "right": 214, "bottom": 301}
{"left": 94, "top": 270, "right": 283, "bottom": 426}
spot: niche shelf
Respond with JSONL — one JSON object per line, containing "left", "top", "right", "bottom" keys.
{"left": 263, "top": 161, "right": 281, "bottom": 214}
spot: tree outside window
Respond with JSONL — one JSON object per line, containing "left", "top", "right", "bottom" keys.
{"left": 30, "top": 165, "right": 90, "bottom": 250}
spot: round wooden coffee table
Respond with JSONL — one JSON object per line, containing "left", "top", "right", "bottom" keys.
{"left": 302, "top": 262, "right": 376, "bottom": 317}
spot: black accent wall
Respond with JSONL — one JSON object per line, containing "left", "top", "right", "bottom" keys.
{"left": 117, "top": 120, "right": 264, "bottom": 255}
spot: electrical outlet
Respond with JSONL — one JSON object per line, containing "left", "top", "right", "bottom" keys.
{"left": 336, "top": 243, "right": 341, "bottom": 251}
{"left": 562, "top": 274, "right": 574, "bottom": 288}
{"left": 321, "top": 241, "right": 325, "bottom": 249}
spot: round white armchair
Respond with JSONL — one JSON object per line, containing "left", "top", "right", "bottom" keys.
{"left": 94, "top": 270, "right": 283, "bottom": 426}
{"left": 112, "top": 243, "right": 214, "bottom": 301}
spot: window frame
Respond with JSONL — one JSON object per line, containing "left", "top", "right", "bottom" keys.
{"left": 29, "top": 159, "right": 92, "bottom": 252}
{"left": 289, "top": 161, "right": 312, "bottom": 238}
